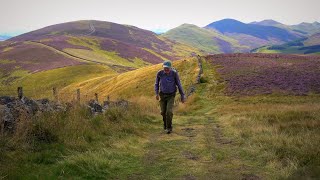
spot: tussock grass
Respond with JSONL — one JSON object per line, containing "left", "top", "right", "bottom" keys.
{"left": 0, "top": 64, "right": 117, "bottom": 99}
{"left": 1, "top": 54, "right": 320, "bottom": 179}
{"left": 216, "top": 96, "right": 320, "bottom": 178}
{"left": 0, "top": 103, "right": 155, "bottom": 179}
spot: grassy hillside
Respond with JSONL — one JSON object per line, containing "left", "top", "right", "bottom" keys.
{"left": 0, "top": 57, "right": 199, "bottom": 103}
{"left": 0, "top": 64, "right": 118, "bottom": 99}
{"left": 8, "top": 20, "right": 200, "bottom": 64}
{"left": 1, "top": 55, "right": 319, "bottom": 179}
{"left": 1, "top": 20, "right": 201, "bottom": 88}
{"left": 59, "top": 57, "right": 200, "bottom": 101}
{"left": 253, "top": 33, "right": 320, "bottom": 54}
{"left": 162, "top": 24, "right": 249, "bottom": 53}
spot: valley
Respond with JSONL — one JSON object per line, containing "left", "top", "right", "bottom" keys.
{"left": 0, "top": 18, "right": 320, "bottom": 179}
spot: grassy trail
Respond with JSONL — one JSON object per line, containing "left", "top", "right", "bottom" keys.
{"left": 130, "top": 59, "right": 263, "bottom": 179}
{"left": 2, "top": 57, "right": 319, "bottom": 179}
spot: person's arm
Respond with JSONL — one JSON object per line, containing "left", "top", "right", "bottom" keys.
{"left": 154, "top": 71, "right": 160, "bottom": 99}
{"left": 174, "top": 72, "right": 185, "bottom": 102}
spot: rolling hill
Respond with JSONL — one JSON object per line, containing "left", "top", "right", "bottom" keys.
{"left": 8, "top": 20, "right": 199, "bottom": 64}
{"left": 252, "top": 20, "right": 320, "bottom": 35}
{"left": 162, "top": 19, "right": 309, "bottom": 54}
{"left": 205, "top": 19, "right": 303, "bottom": 49}
{"left": 161, "top": 24, "right": 250, "bottom": 53}
{"left": 0, "top": 20, "right": 200, "bottom": 87}
{"left": 291, "top": 22, "right": 320, "bottom": 35}
{"left": 0, "top": 56, "right": 199, "bottom": 102}
{"left": 250, "top": 19, "right": 285, "bottom": 27}
{"left": 252, "top": 33, "right": 320, "bottom": 54}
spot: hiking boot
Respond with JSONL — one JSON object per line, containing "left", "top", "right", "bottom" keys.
{"left": 166, "top": 128, "right": 172, "bottom": 134}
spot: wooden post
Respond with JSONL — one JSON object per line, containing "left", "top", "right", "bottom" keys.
{"left": 53, "top": 87, "right": 58, "bottom": 101}
{"left": 76, "top": 89, "right": 80, "bottom": 103}
{"left": 95, "top": 93, "right": 98, "bottom": 102}
{"left": 17, "top": 87, "right": 23, "bottom": 100}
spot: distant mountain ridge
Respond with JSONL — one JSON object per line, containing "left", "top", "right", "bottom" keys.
{"left": 250, "top": 19, "right": 284, "bottom": 27}
{"left": 205, "top": 19, "right": 301, "bottom": 42}
{"left": 252, "top": 20, "right": 320, "bottom": 35}
{"left": 163, "top": 18, "right": 316, "bottom": 53}
{"left": 252, "top": 32, "right": 320, "bottom": 54}
{"left": 0, "top": 35, "right": 11, "bottom": 41}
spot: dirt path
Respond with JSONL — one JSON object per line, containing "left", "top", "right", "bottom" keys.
{"left": 134, "top": 57, "right": 262, "bottom": 179}
{"left": 84, "top": 23, "right": 96, "bottom": 36}
{"left": 137, "top": 111, "right": 262, "bottom": 179}
{"left": 27, "top": 41, "right": 110, "bottom": 65}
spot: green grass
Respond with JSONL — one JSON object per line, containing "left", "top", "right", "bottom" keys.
{"left": 253, "top": 46, "right": 281, "bottom": 53}
{"left": 0, "top": 105, "right": 157, "bottom": 179}
{"left": 66, "top": 36, "right": 151, "bottom": 68}
{"left": 0, "top": 64, "right": 117, "bottom": 99}
{"left": 253, "top": 35, "right": 320, "bottom": 54}
{"left": 215, "top": 95, "right": 320, "bottom": 178}
{"left": 1, "top": 56, "right": 319, "bottom": 179}
{"left": 60, "top": 57, "right": 199, "bottom": 102}
{"left": 162, "top": 24, "right": 248, "bottom": 53}
{"left": 254, "top": 45, "right": 320, "bottom": 54}
{"left": 0, "top": 59, "right": 16, "bottom": 64}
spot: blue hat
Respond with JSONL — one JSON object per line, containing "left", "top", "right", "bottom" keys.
{"left": 163, "top": 60, "right": 172, "bottom": 68}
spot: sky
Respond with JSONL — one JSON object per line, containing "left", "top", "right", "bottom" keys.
{"left": 0, "top": 0, "right": 319, "bottom": 35}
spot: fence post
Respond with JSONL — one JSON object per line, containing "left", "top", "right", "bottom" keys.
{"left": 95, "top": 93, "right": 99, "bottom": 102}
{"left": 17, "top": 87, "right": 23, "bottom": 100}
{"left": 53, "top": 87, "right": 58, "bottom": 101}
{"left": 76, "top": 89, "right": 80, "bottom": 103}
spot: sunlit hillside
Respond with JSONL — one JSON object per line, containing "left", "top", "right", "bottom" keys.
{"left": 59, "top": 57, "right": 200, "bottom": 102}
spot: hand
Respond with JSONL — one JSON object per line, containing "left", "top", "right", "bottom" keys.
{"left": 156, "top": 95, "right": 159, "bottom": 101}
{"left": 181, "top": 97, "right": 185, "bottom": 103}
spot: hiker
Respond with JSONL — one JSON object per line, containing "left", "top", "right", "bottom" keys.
{"left": 154, "top": 60, "right": 185, "bottom": 134}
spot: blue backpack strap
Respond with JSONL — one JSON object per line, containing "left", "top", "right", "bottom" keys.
{"left": 172, "top": 69, "right": 178, "bottom": 84}
{"left": 157, "top": 70, "right": 165, "bottom": 78}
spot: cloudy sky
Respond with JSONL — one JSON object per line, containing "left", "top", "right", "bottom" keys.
{"left": 1, "top": 0, "right": 319, "bottom": 35}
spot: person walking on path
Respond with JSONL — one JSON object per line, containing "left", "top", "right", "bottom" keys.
{"left": 154, "top": 60, "right": 185, "bottom": 134}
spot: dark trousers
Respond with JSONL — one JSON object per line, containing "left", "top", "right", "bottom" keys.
{"left": 159, "top": 92, "right": 175, "bottom": 130}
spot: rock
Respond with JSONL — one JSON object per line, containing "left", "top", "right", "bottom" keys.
{"left": 103, "top": 99, "right": 129, "bottom": 110}
{"left": 0, "top": 96, "right": 66, "bottom": 133}
{"left": 88, "top": 100, "right": 103, "bottom": 114}
{"left": 0, "top": 96, "right": 15, "bottom": 105}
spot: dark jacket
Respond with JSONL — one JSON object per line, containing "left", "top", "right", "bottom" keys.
{"left": 154, "top": 69, "right": 185, "bottom": 99}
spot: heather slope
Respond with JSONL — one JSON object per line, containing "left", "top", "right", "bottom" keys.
{"left": 8, "top": 20, "right": 199, "bottom": 63}
{"left": 206, "top": 53, "right": 320, "bottom": 95}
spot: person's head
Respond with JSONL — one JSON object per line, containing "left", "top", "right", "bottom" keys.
{"left": 163, "top": 60, "right": 172, "bottom": 74}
